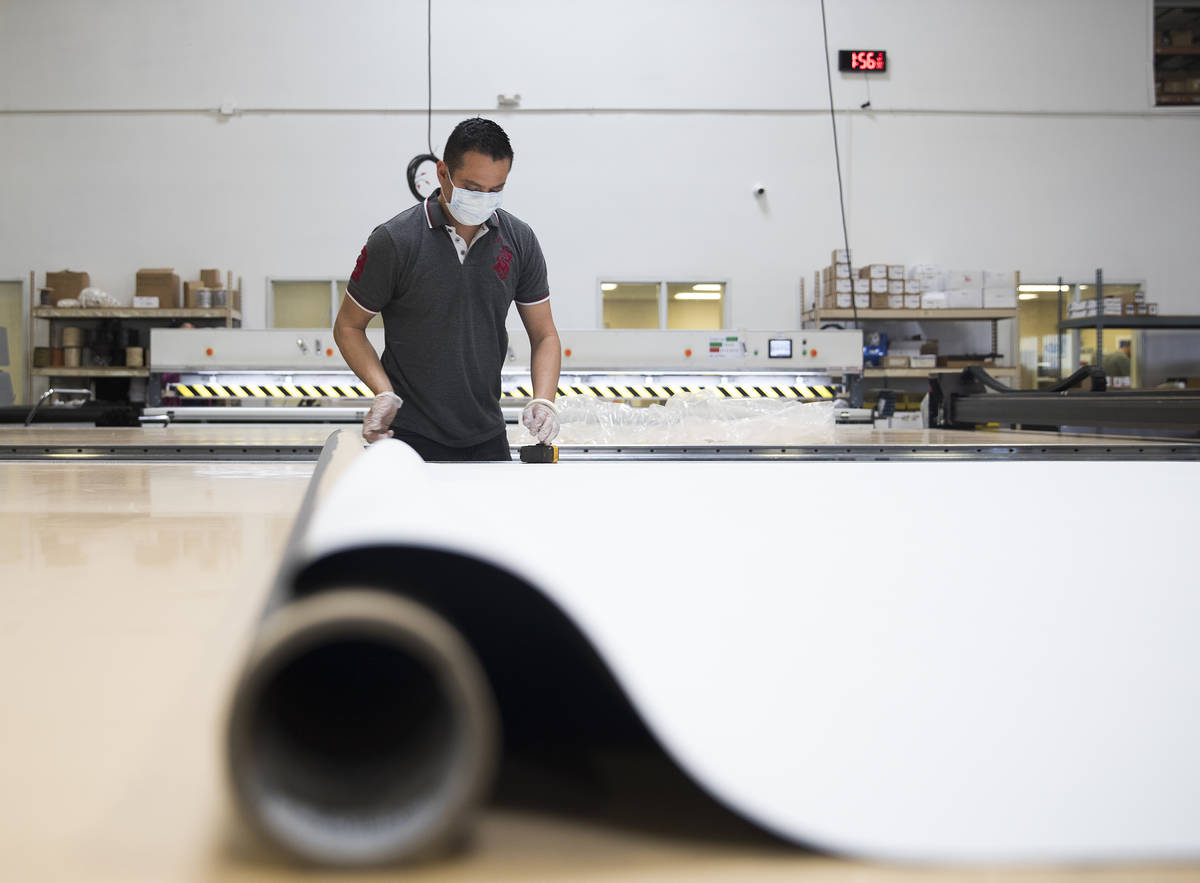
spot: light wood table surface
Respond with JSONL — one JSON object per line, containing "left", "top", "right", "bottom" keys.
{"left": 1, "top": 457, "right": 1197, "bottom": 882}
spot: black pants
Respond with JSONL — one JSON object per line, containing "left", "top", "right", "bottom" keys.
{"left": 391, "top": 428, "right": 512, "bottom": 462}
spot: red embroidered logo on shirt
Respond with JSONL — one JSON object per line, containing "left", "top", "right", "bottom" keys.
{"left": 351, "top": 245, "right": 367, "bottom": 282}
{"left": 493, "top": 245, "right": 513, "bottom": 281}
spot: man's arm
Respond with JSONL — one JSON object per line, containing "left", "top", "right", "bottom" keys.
{"left": 334, "top": 296, "right": 399, "bottom": 442}
{"left": 517, "top": 300, "right": 561, "bottom": 401}
{"left": 334, "top": 296, "right": 391, "bottom": 394}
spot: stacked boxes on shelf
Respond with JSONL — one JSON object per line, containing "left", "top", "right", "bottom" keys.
{"left": 812, "top": 251, "right": 1017, "bottom": 312}
{"left": 1066, "top": 290, "right": 1158, "bottom": 319}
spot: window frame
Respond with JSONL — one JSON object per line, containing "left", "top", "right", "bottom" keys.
{"left": 596, "top": 278, "right": 730, "bottom": 330}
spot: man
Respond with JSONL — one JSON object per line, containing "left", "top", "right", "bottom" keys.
{"left": 334, "top": 118, "right": 561, "bottom": 461}
{"left": 1102, "top": 339, "right": 1132, "bottom": 380}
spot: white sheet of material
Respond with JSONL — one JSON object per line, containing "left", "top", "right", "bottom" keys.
{"left": 515, "top": 392, "right": 837, "bottom": 446}
{"left": 300, "top": 440, "right": 1200, "bottom": 864}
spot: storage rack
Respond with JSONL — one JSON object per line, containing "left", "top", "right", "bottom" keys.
{"left": 26, "top": 271, "right": 242, "bottom": 405}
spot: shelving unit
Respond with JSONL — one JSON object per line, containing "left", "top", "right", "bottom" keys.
{"left": 26, "top": 271, "right": 243, "bottom": 405}
{"left": 864, "top": 366, "right": 1018, "bottom": 379}
{"left": 1154, "top": 4, "right": 1200, "bottom": 105}
{"left": 33, "top": 307, "right": 241, "bottom": 326}
{"left": 803, "top": 307, "right": 1020, "bottom": 387}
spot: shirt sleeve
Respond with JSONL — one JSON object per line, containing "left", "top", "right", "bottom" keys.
{"left": 514, "top": 228, "right": 550, "bottom": 306}
{"left": 345, "top": 225, "right": 397, "bottom": 314}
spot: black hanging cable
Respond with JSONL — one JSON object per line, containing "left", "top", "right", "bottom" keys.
{"left": 426, "top": 0, "right": 433, "bottom": 156}
{"left": 405, "top": 0, "right": 437, "bottom": 201}
{"left": 818, "top": 0, "right": 858, "bottom": 330}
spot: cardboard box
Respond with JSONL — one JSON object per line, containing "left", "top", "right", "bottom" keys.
{"left": 921, "top": 291, "right": 949, "bottom": 309}
{"left": 832, "top": 248, "right": 851, "bottom": 264}
{"left": 1170, "top": 28, "right": 1193, "bottom": 47}
{"left": 826, "top": 292, "right": 853, "bottom": 309}
{"left": 910, "top": 354, "right": 937, "bottom": 368}
{"left": 982, "top": 270, "right": 1016, "bottom": 289}
{"left": 200, "top": 268, "right": 222, "bottom": 287}
{"left": 946, "top": 270, "right": 981, "bottom": 291}
{"left": 904, "top": 294, "right": 922, "bottom": 309}
{"left": 854, "top": 294, "right": 870, "bottom": 309}
{"left": 946, "top": 289, "right": 983, "bottom": 309}
{"left": 904, "top": 280, "right": 921, "bottom": 294}
{"left": 834, "top": 279, "right": 852, "bottom": 294}
{"left": 884, "top": 355, "right": 910, "bottom": 368}
{"left": 983, "top": 288, "right": 1017, "bottom": 309}
{"left": 887, "top": 294, "right": 905, "bottom": 309}
{"left": 870, "top": 293, "right": 892, "bottom": 310}
{"left": 184, "top": 280, "right": 206, "bottom": 308}
{"left": 45, "top": 270, "right": 90, "bottom": 305}
{"left": 860, "top": 264, "right": 889, "bottom": 279}
{"left": 889, "top": 280, "right": 905, "bottom": 295}
{"left": 871, "top": 278, "right": 889, "bottom": 294}
{"left": 1148, "top": 302, "right": 1159, "bottom": 315}
{"left": 132, "top": 296, "right": 160, "bottom": 308}
{"left": 136, "top": 269, "right": 180, "bottom": 308}
{"left": 887, "top": 265, "right": 905, "bottom": 280}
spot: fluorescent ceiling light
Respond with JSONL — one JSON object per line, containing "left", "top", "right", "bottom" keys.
{"left": 674, "top": 292, "right": 722, "bottom": 300}
{"left": 1018, "top": 285, "right": 1070, "bottom": 293}
{"left": 691, "top": 284, "right": 723, "bottom": 292}
{"left": 1018, "top": 292, "right": 1039, "bottom": 300}
{"left": 600, "top": 283, "right": 618, "bottom": 291}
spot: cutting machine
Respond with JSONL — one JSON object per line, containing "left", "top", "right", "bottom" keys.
{"left": 143, "top": 328, "right": 864, "bottom": 424}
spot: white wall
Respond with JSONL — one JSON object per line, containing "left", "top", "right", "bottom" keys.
{"left": 1, "top": 0, "right": 1197, "bottom": 331}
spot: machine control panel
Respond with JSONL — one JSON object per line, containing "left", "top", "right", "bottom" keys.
{"left": 151, "top": 328, "right": 863, "bottom": 374}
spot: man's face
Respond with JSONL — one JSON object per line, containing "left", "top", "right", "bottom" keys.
{"left": 437, "top": 151, "right": 511, "bottom": 200}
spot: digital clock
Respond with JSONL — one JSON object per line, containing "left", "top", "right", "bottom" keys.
{"left": 838, "top": 50, "right": 887, "bottom": 73}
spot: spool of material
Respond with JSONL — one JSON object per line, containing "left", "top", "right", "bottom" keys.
{"left": 39, "top": 289, "right": 53, "bottom": 306}
{"left": 63, "top": 347, "right": 81, "bottom": 368}
{"left": 33, "top": 347, "right": 51, "bottom": 368}
{"left": 125, "top": 347, "right": 144, "bottom": 368}
{"left": 211, "top": 289, "right": 228, "bottom": 307}
{"left": 195, "top": 289, "right": 213, "bottom": 308}
{"left": 50, "top": 348, "right": 64, "bottom": 367}
{"left": 62, "top": 326, "right": 84, "bottom": 348}
{"left": 226, "top": 431, "right": 499, "bottom": 867}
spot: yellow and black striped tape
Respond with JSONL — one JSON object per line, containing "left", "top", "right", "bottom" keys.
{"left": 172, "top": 383, "right": 837, "bottom": 401}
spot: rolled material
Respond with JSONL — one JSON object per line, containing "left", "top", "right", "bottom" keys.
{"left": 227, "top": 431, "right": 498, "bottom": 867}
{"left": 63, "top": 347, "right": 81, "bottom": 368}
{"left": 195, "top": 289, "right": 213, "bottom": 308}
{"left": 125, "top": 347, "right": 144, "bottom": 368}
{"left": 62, "top": 326, "right": 84, "bottom": 347}
{"left": 227, "top": 589, "right": 498, "bottom": 866}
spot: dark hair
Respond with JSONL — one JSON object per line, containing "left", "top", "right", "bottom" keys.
{"left": 442, "top": 117, "right": 513, "bottom": 173}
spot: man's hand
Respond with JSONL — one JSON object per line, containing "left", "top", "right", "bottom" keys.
{"left": 363, "top": 391, "right": 402, "bottom": 443}
{"left": 521, "top": 398, "right": 559, "bottom": 444}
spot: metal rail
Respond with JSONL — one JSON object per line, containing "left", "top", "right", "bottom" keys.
{"left": 2, "top": 441, "right": 1197, "bottom": 462}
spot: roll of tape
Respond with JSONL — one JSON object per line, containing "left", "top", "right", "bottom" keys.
{"left": 62, "top": 326, "right": 84, "bottom": 347}
{"left": 50, "top": 348, "right": 64, "bottom": 367}
{"left": 125, "top": 346, "right": 144, "bottom": 368}
{"left": 63, "top": 347, "right": 81, "bottom": 368}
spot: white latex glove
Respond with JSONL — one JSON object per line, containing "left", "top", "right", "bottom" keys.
{"left": 521, "top": 398, "right": 559, "bottom": 444}
{"left": 363, "top": 391, "right": 402, "bottom": 443}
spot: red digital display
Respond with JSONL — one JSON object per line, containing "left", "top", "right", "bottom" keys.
{"left": 838, "top": 50, "right": 887, "bottom": 73}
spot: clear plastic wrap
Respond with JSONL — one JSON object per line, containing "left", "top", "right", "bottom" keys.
{"left": 515, "top": 390, "right": 835, "bottom": 446}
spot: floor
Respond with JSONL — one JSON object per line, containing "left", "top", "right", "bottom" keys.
{"left": 2, "top": 427, "right": 1198, "bottom": 881}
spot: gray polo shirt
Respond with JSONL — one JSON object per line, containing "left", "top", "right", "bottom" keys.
{"left": 346, "top": 191, "right": 550, "bottom": 446}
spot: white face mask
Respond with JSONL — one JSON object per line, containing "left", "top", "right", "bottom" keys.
{"left": 446, "top": 180, "right": 503, "bottom": 226}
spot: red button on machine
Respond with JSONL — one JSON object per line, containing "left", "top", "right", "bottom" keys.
{"left": 206, "top": 348, "right": 214, "bottom": 357}
{"left": 811, "top": 349, "right": 818, "bottom": 357}
{"left": 564, "top": 348, "right": 572, "bottom": 358}
{"left": 685, "top": 348, "right": 692, "bottom": 357}
{"left": 326, "top": 348, "right": 334, "bottom": 357}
